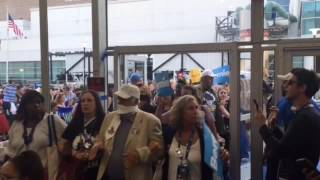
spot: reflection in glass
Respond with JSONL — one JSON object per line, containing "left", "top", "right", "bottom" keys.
{"left": 240, "top": 52, "right": 251, "bottom": 180}
{"left": 265, "top": 0, "right": 320, "bottom": 39}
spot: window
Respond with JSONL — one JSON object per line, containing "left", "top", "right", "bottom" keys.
{"left": 264, "top": 0, "right": 320, "bottom": 39}
{"left": 48, "top": 0, "right": 93, "bottom": 86}
{"left": 302, "top": 1, "right": 316, "bottom": 18}
{"left": 0, "top": 0, "right": 41, "bottom": 85}
{"left": 108, "top": 0, "right": 251, "bottom": 46}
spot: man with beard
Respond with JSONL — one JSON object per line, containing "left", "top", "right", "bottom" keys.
{"left": 91, "top": 84, "right": 163, "bottom": 180}
{"left": 256, "top": 68, "right": 320, "bottom": 180}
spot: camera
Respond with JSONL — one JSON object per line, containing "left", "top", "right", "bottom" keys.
{"left": 177, "top": 159, "right": 190, "bottom": 180}
{"left": 73, "top": 130, "right": 94, "bottom": 151}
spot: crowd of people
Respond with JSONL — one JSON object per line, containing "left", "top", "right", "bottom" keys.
{"left": 0, "top": 68, "right": 319, "bottom": 180}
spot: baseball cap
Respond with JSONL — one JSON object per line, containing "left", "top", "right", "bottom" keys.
{"left": 130, "top": 73, "right": 142, "bottom": 84}
{"left": 114, "top": 84, "right": 140, "bottom": 99}
{"left": 202, "top": 69, "right": 214, "bottom": 78}
{"left": 277, "top": 72, "right": 293, "bottom": 81}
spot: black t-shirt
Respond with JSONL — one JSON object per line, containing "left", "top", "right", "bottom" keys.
{"left": 260, "top": 106, "right": 320, "bottom": 180}
{"left": 62, "top": 117, "right": 103, "bottom": 142}
{"left": 62, "top": 116, "right": 104, "bottom": 180}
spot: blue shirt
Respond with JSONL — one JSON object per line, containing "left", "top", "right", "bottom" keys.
{"left": 277, "top": 97, "right": 320, "bottom": 130}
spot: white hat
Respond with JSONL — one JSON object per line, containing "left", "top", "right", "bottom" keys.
{"left": 277, "top": 72, "right": 293, "bottom": 81}
{"left": 202, "top": 69, "right": 214, "bottom": 78}
{"left": 114, "top": 84, "right": 140, "bottom": 99}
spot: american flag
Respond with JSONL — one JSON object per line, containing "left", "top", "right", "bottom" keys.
{"left": 8, "top": 14, "right": 24, "bottom": 38}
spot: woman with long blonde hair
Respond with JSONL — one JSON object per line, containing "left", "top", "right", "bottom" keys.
{"left": 160, "top": 95, "right": 214, "bottom": 180}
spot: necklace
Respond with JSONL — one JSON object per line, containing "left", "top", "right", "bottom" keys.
{"left": 175, "top": 128, "right": 196, "bottom": 159}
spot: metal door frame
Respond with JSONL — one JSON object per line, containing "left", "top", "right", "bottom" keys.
{"left": 274, "top": 42, "right": 320, "bottom": 103}
{"left": 112, "top": 42, "right": 242, "bottom": 180}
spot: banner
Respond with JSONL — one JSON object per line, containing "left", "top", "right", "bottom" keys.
{"left": 213, "top": 65, "right": 230, "bottom": 85}
{"left": 154, "top": 71, "right": 173, "bottom": 97}
{"left": 3, "top": 85, "right": 17, "bottom": 103}
{"left": 203, "top": 122, "right": 224, "bottom": 178}
{"left": 190, "top": 69, "right": 201, "bottom": 84}
{"left": 34, "top": 82, "right": 42, "bottom": 89}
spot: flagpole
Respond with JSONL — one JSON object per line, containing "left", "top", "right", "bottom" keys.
{"left": 6, "top": 6, "right": 9, "bottom": 84}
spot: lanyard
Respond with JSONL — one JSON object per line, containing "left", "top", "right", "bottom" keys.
{"left": 177, "top": 128, "right": 195, "bottom": 159}
{"left": 23, "top": 123, "right": 37, "bottom": 146}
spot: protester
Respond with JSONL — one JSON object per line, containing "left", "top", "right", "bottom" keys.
{"left": 64, "top": 85, "right": 76, "bottom": 107}
{"left": 194, "top": 69, "right": 219, "bottom": 106}
{"left": 216, "top": 87, "right": 230, "bottom": 149}
{"left": 0, "top": 100, "right": 10, "bottom": 135}
{"left": 139, "top": 85, "right": 156, "bottom": 114}
{"left": 59, "top": 90, "right": 105, "bottom": 180}
{"left": 51, "top": 101, "right": 59, "bottom": 114}
{"left": 55, "top": 93, "right": 66, "bottom": 108}
{"left": 155, "top": 95, "right": 174, "bottom": 124}
{"left": 160, "top": 95, "right": 228, "bottom": 180}
{"left": 256, "top": 68, "right": 320, "bottom": 180}
{"left": 276, "top": 72, "right": 320, "bottom": 130}
{"left": 90, "top": 84, "right": 163, "bottom": 180}
{"left": 129, "top": 73, "right": 143, "bottom": 87}
{"left": 0, "top": 150, "right": 44, "bottom": 180}
{"left": 180, "top": 85, "right": 222, "bottom": 141}
{"left": 5, "top": 90, "right": 66, "bottom": 179}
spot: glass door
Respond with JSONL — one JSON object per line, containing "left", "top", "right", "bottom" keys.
{"left": 284, "top": 49, "right": 320, "bottom": 113}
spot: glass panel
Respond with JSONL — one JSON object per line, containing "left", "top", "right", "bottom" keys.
{"left": 48, "top": 0, "right": 92, "bottom": 88}
{"left": 0, "top": 62, "right": 6, "bottom": 84}
{"left": 302, "top": 1, "right": 316, "bottom": 18}
{"left": 263, "top": 50, "right": 275, "bottom": 114}
{"left": 264, "top": 0, "right": 320, "bottom": 40}
{"left": 0, "top": 1, "right": 41, "bottom": 87}
{"left": 291, "top": 55, "right": 320, "bottom": 168}
{"left": 262, "top": 51, "right": 276, "bottom": 179}
{"left": 47, "top": 0, "right": 92, "bottom": 117}
{"left": 240, "top": 52, "right": 251, "bottom": 180}
{"left": 292, "top": 56, "right": 314, "bottom": 70}
{"left": 302, "top": 18, "right": 316, "bottom": 35}
{"left": 121, "top": 52, "right": 233, "bottom": 178}
{"left": 108, "top": 0, "right": 251, "bottom": 46}
{"left": 106, "top": 55, "right": 115, "bottom": 113}
{"left": 317, "top": 2, "right": 320, "bottom": 16}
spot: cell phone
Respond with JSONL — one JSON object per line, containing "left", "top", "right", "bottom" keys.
{"left": 296, "top": 158, "right": 317, "bottom": 172}
{"left": 253, "top": 99, "right": 259, "bottom": 111}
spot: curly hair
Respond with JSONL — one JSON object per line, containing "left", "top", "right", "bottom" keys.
{"left": 169, "top": 95, "right": 204, "bottom": 129}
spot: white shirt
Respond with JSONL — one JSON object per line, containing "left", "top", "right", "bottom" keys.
{"left": 6, "top": 113, "right": 66, "bottom": 167}
{"left": 168, "top": 137, "right": 202, "bottom": 180}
